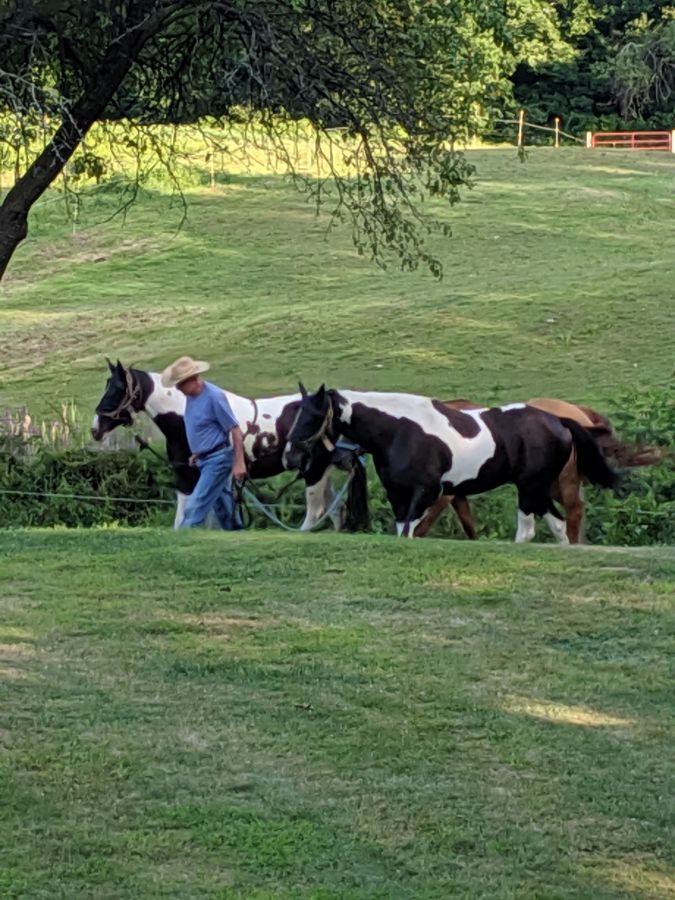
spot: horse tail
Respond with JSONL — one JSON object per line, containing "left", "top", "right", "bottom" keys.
{"left": 591, "top": 430, "right": 664, "bottom": 468}
{"left": 344, "top": 454, "right": 370, "bottom": 532}
{"left": 559, "top": 418, "right": 617, "bottom": 490}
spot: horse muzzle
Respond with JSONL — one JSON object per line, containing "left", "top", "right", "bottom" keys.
{"left": 283, "top": 440, "right": 308, "bottom": 473}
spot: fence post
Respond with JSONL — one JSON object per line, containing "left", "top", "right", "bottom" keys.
{"left": 517, "top": 109, "right": 525, "bottom": 148}
{"left": 671, "top": 131, "right": 675, "bottom": 153}
{"left": 585, "top": 131, "right": 593, "bottom": 149}
{"left": 554, "top": 117, "right": 560, "bottom": 148}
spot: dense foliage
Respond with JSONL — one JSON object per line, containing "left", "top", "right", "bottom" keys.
{"left": 509, "top": 1, "right": 675, "bottom": 135}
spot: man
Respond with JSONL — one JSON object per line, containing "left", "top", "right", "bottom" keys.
{"left": 161, "top": 356, "right": 247, "bottom": 530}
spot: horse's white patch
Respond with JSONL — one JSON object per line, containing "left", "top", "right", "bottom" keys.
{"left": 515, "top": 510, "right": 536, "bottom": 543}
{"left": 300, "top": 468, "right": 342, "bottom": 531}
{"left": 545, "top": 512, "right": 569, "bottom": 545}
{"left": 337, "top": 391, "right": 497, "bottom": 487}
{"left": 145, "top": 374, "right": 300, "bottom": 463}
{"left": 498, "top": 403, "right": 527, "bottom": 413}
{"left": 145, "top": 374, "right": 187, "bottom": 417}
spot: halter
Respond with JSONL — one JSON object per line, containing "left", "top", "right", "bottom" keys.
{"left": 296, "top": 401, "right": 335, "bottom": 453}
{"left": 99, "top": 368, "right": 143, "bottom": 421}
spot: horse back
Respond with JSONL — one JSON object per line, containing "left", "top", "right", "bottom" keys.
{"left": 527, "top": 397, "right": 599, "bottom": 429}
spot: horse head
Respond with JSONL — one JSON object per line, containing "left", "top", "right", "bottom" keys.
{"left": 284, "top": 382, "right": 338, "bottom": 474}
{"left": 91, "top": 358, "right": 140, "bottom": 440}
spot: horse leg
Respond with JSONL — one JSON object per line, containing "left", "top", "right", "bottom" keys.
{"left": 515, "top": 480, "right": 553, "bottom": 543}
{"left": 174, "top": 491, "right": 189, "bottom": 529}
{"left": 399, "top": 485, "right": 440, "bottom": 538}
{"left": 300, "top": 466, "right": 343, "bottom": 532}
{"left": 515, "top": 509, "right": 536, "bottom": 543}
{"left": 544, "top": 500, "right": 570, "bottom": 545}
{"left": 557, "top": 450, "right": 584, "bottom": 544}
{"left": 451, "top": 496, "right": 477, "bottom": 540}
{"left": 412, "top": 495, "right": 451, "bottom": 537}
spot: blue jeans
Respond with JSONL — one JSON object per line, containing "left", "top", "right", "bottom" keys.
{"left": 179, "top": 448, "right": 243, "bottom": 530}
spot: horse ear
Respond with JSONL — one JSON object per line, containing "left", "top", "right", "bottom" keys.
{"left": 298, "top": 381, "right": 308, "bottom": 399}
{"left": 116, "top": 359, "right": 125, "bottom": 374}
{"left": 106, "top": 357, "right": 115, "bottom": 373}
{"left": 316, "top": 383, "right": 326, "bottom": 399}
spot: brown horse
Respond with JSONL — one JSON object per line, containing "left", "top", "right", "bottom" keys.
{"left": 414, "top": 397, "right": 659, "bottom": 542}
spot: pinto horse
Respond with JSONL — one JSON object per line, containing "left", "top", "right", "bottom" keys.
{"left": 91, "top": 360, "right": 367, "bottom": 530}
{"left": 434, "top": 397, "right": 658, "bottom": 542}
{"left": 285, "top": 385, "right": 617, "bottom": 541}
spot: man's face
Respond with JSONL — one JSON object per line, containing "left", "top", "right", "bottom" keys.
{"left": 177, "top": 375, "right": 203, "bottom": 397}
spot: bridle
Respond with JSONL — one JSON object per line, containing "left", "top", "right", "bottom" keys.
{"left": 293, "top": 399, "right": 336, "bottom": 454}
{"left": 97, "top": 368, "right": 143, "bottom": 421}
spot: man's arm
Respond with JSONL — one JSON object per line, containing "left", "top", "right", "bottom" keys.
{"left": 231, "top": 426, "right": 247, "bottom": 481}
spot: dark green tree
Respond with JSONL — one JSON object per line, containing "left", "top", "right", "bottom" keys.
{"left": 510, "top": 1, "right": 674, "bottom": 133}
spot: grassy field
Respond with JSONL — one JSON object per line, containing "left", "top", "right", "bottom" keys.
{"left": 0, "top": 148, "right": 673, "bottom": 420}
{"left": 1, "top": 529, "right": 673, "bottom": 898}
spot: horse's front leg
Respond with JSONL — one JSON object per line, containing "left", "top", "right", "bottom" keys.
{"left": 394, "top": 484, "right": 441, "bottom": 538}
{"left": 174, "top": 491, "right": 189, "bottom": 529}
{"left": 300, "top": 466, "right": 343, "bottom": 532}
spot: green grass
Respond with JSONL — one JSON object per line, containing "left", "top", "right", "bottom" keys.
{"left": 1, "top": 529, "right": 673, "bottom": 898}
{"left": 1, "top": 148, "right": 673, "bottom": 420}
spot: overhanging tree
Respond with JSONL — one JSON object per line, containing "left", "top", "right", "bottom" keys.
{"left": 0, "top": 0, "right": 513, "bottom": 282}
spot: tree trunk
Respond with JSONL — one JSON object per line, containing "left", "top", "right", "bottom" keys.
{"left": 0, "top": 9, "right": 170, "bottom": 282}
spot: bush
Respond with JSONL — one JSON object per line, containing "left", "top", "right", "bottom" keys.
{"left": 0, "top": 440, "right": 175, "bottom": 527}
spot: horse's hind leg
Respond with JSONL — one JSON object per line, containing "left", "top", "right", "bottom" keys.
{"left": 396, "top": 484, "right": 439, "bottom": 538}
{"left": 515, "top": 509, "right": 536, "bottom": 543}
{"left": 452, "top": 496, "right": 477, "bottom": 540}
{"left": 412, "top": 495, "right": 451, "bottom": 538}
{"left": 544, "top": 500, "right": 570, "bottom": 545}
{"left": 557, "top": 450, "right": 584, "bottom": 544}
{"left": 515, "top": 480, "right": 554, "bottom": 543}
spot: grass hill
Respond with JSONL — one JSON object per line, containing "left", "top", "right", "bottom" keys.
{"left": 1, "top": 148, "right": 673, "bottom": 420}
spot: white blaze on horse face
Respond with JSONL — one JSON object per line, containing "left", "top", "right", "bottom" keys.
{"left": 337, "top": 391, "right": 498, "bottom": 487}
{"left": 515, "top": 510, "right": 536, "bottom": 543}
{"left": 545, "top": 512, "right": 570, "bottom": 545}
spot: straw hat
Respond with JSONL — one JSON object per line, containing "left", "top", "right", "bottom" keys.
{"left": 161, "top": 356, "right": 210, "bottom": 387}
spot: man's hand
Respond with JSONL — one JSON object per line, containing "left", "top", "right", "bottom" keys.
{"left": 188, "top": 453, "right": 197, "bottom": 467}
{"left": 233, "top": 458, "right": 247, "bottom": 482}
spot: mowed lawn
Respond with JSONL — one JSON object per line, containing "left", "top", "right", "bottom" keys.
{"left": 0, "top": 148, "right": 674, "bottom": 420}
{"left": 1, "top": 529, "right": 673, "bottom": 898}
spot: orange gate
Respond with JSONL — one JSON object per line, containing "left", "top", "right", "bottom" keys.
{"left": 586, "top": 131, "right": 674, "bottom": 152}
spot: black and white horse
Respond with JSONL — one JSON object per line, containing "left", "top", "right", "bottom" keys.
{"left": 284, "top": 385, "right": 617, "bottom": 540}
{"left": 91, "top": 360, "right": 365, "bottom": 530}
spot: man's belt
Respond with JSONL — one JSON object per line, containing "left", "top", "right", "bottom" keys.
{"left": 195, "top": 440, "right": 230, "bottom": 461}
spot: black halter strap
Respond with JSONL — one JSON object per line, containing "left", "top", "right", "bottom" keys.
{"left": 297, "top": 401, "right": 335, "bottom": 453}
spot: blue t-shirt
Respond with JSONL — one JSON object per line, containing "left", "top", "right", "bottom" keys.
{"left": 184, "top": 381, "right": 239, "bottom": 454}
